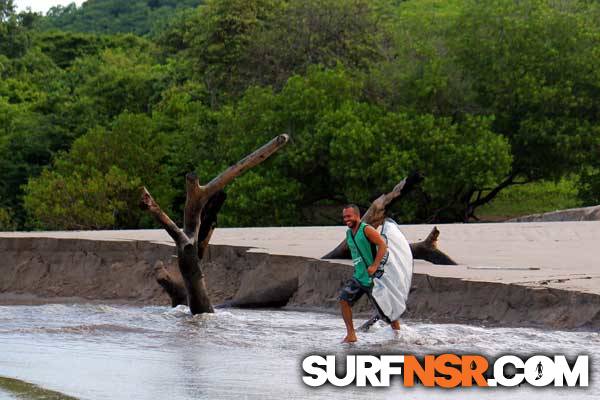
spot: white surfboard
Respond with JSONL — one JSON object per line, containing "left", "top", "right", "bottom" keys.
{"left": 370, "top": 218, "right": 414, "bottom": 322}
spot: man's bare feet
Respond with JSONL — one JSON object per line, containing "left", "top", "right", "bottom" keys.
{"left": 342, "top": 333, "right": 357, "bottom": 343}
{"left": 391, "top": 320, "right": 400, "bottom": 331}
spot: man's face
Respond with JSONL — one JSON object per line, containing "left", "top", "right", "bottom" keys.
{"left": 342, "top": 207, "right": 360, "bottom": 228}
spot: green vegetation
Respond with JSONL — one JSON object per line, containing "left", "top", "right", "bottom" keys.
{"left": 40, "top": 0, "right": 203, "bottom": 35}
{"left": 0, "top": 0, "right": 599, "bottom": 230}
{"left": 0, "top": 375, "right": 78, "bottom": 400}
{"left": 477, "top": 178, "right": 582, "bottom": 221}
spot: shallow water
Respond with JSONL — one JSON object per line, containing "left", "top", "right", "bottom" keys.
{"left": 0, "top": 304, "right": 597, "bottom": 399}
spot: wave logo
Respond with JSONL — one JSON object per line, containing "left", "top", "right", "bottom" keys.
{"left": 302, "top": 354, "right": 588, "bottom": 388}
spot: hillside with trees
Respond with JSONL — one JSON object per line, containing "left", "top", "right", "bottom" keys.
{"left": 40, "top": 0, "right": 203, "bottom": 35}
{"left": 1, "top": 0, "right": 599, "bottom": 230}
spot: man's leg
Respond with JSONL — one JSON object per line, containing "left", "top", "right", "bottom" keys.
{"left": 391, "top": 320, "right": 400, "bottom": 331}
{"left": 340, "top": 300, "right": 357, "bottom": 343}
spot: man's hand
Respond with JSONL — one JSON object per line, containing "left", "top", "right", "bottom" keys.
{"left": 367, "top": 264, "right": 378, "bottom": 276}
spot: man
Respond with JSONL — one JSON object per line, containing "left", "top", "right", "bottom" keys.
{"left": 339, "top": 204, "right": 401, "bottom": 343}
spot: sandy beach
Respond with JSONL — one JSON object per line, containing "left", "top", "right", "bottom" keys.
{"left": 2, "top": 221, "right": 599, "bottom": 294}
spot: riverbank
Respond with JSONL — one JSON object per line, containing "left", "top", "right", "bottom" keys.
{"left": 0, "top": 376, "right": 77, "bottom": 400}
{"left": 1, "top": 222, "right": 599, "bottom": 330}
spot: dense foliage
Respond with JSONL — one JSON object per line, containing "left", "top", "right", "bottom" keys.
{"left": 40, "top": 0, "right": 203, "bottom": 35}
{"left": 1, "top": 0, "right": 599, "bottom": 230}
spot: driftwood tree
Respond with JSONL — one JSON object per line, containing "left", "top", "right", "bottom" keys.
{"left": 322, "top": 172, "right": 457, "bottom": 265}
{"left": 140, "top": 134, "right": 289, "bottom": 314}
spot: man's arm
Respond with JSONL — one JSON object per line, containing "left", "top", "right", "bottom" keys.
{"left": 364, "top": 225, "right": 387, "bottom": 276}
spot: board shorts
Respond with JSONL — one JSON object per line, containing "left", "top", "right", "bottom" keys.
{"left": 338, "top": 271, "right": 391, "bottom": 324}
{"left": 338, "top": 277, "right": 373, "bottom": 306}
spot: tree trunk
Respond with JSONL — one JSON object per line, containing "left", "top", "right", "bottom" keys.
{"left": 409, "top": 227, "right": 457, "bottom": 265}
{"left": 322, "top": 173, "right": 457, "bottom": 265}
{"left": 140, "top": 134, "right": 290, "bottom": 314}
{"left": 154, "top": 260, "right": 187, "bottom": 307}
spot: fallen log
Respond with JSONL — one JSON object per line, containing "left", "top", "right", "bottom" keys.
{"left": 409, "top": 226, "right": 456, "bottom": 265}
{"left": 140, "top": 134, "right": 289, "bottom": 314}
{"left": 321, "top": 172, "right": 457, "bottom": 265}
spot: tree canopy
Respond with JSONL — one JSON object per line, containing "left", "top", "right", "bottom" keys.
{"left": 1, "top": 0, "right": 599, "bottom": 230}
{"left": 40, "top": 0, "right": 203, "bottom": 35}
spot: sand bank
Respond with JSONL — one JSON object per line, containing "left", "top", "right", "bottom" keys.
{"left": 509, "top": 205, "right": 600, "bottom": 222}
{"left": 1, "top": 222, "right": 599, "bottom": 330}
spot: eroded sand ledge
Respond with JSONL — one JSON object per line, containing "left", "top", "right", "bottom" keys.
{"left": 1, "top": 236, "right": 598, "bottom": 330}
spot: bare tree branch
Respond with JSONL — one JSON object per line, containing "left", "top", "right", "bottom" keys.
{"left": 204, "top": 134, "right": 290, "bottom": 198}
{"left": 183, "top": 172, "right": 206, "bottom": 240}
{"left": 322, "top": 172, "right": 423, "bottom": 259}
{"left": 139, "top": 187, "right": 188, "bottom": 245}
{"left": 469, "top": 173, "right": 516, "bottom": 209}
{"left": 322, "top": 172, "right": 457, "bottom": 265}
{"left": 198, "top": 190, "right": 226, "bottom": 260}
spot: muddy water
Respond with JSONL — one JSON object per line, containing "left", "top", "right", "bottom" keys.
{"left": 0, "top": 304, "right": 597, "bottom": 399}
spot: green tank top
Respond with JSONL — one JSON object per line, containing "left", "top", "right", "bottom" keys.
{"left": 346, "top": 222, "right": 375, "bottom": 287}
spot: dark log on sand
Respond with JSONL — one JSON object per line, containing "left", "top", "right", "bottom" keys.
{"left": 409, "top": 226, "right": 456, "bottom": 265}
{"left": 322, "top": 172, "right": 457, "bottom": 265}
{"left": 140, "top": 134, "right": 289, "bottom": 314}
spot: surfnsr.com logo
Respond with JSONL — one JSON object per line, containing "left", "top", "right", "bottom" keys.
{"left": 302, "top": 354, "right": 589, "bottom": 388}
